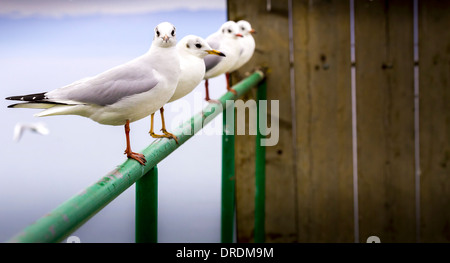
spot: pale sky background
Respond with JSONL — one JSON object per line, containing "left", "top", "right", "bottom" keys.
{"left": 0, "top": 0, "right": 230, "bottom": 242}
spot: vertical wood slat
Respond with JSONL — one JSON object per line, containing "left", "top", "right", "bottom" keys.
{"left": 355, "top": 0, "right": 416, "bottom": 242}
{"left": 293, "top": 0, "right": 354, "bottom": 242}
{"left": 419, "top": 0, "right": 450, "bottom": 243}
{"left": 233, "top": 89, "right": 257, "bottom": 243}
{"left": 228, "top": 0, "right": 297, "bottom": 243}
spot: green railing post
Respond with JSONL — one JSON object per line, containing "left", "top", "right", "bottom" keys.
{"left": 254, "top": 80, "right": 267, "bottom": 243}
{"left": 135, "top": 165, "right": 158, "bottom": 243}
{"left": 221, "top": 100, "right": 235, "bottom": 243}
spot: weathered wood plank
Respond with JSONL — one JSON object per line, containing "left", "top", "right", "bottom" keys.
{"left": 293, "top": 0, "right": 354, "bottom": 242}
{"left": 419, "top": 0, "right": 450, "bottom": 243}
{"left": 355, "top": 0, "right": 416, "bottom": 242}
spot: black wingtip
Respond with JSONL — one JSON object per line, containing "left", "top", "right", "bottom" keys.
{"left": 5, "top": 92, "right": 47, "bottom": 102}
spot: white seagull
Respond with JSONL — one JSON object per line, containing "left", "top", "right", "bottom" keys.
{"left": 228, "top": 20, "right": 256, "bottom": 73}
{"left": 6, "top": 22, "right": 181, "bottom": 165}
{"left": 171, "top": 35, "right": 225, "bottom": 102}
{"left": 203, "top": 21, "right": 243, "bottom": 102}
{"left": 149, "top": 35, "right": 225, "bottom": 142}
{"left": 13, "top": 122, "right": 50, "bottom": 142}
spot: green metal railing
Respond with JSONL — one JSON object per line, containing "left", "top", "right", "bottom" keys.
{"left": 6, "top": 70, "right": 266, "bottom": 243}
{"left": 254, "top": 80, "right": 267, "bottom": 243}
{"left": 221, "top": 101, "right": 236, "bottom": 243}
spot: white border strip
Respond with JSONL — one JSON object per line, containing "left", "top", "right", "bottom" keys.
{"left": 413, "top": 0, "right": 421, "bottom": 243}
{"left": 349, "top": 0, "right": 360, "bottom": 243}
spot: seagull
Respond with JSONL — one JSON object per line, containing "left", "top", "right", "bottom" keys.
{"left": 13, "top": 122, "right": 49, "bottom": 142}
{"left": 203, "top": 21, "right": 243, "bottom": 102}
{"left": 149, "top": 35, "right": 225, "bottom": 142}
{"left": 228, "top": 20, "right": 256, "bottom": 73}
{"left": 5, "top": 22, "right": 181, "bottom": 165}
{"left": 171, "top": 35, "right": 225, "bottom": 102}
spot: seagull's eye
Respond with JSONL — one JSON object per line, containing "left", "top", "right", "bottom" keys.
{"left": 171, "top": 29, "right": 175, "bottom": 36}
{"left": 195, "top": 43, "right": 202, "bottom": 49}
{"left": 156, "top": 30, "right": 160, "bottom": 37}
{"left": 227, "top": 29, "right": 232, "bottom": 33}
{"left": 241, "top": 27, "right": 245, "bottom": 31}
{"left": 186, "top": 43, "right": 190, "bottom": 48}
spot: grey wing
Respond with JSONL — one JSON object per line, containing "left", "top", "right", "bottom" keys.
{"left": 48, "top": 63, "right": 159, "bottom": 106}
{"left": 204, "top": 55, "right": 224, "bottom": 72}
{"left": 204, "top": 34, "right": 225, "bottom": 73}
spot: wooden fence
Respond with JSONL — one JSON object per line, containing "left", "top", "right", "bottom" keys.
{"left": 228, "top": 0, "right": 450, "bottom": 242}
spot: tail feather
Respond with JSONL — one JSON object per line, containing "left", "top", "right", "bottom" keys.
{"left": 6, "top": 92, "right": 87, "bottom": 118}
{"left": 35, "top": 104, "right": 83, "bottom": 117}
{"left": 5, "top": 92, "right": 47, "bottom": 102}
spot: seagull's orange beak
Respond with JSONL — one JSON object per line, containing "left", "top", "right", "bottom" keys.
{"left": 236, "top": 33, "right": 243, "bottom": 38}
{"left": 206, "top": 49, "right": 226, "bottom": 57}
{"left": 250, "top": 28, "right": 256, "bottom": 34}
{"left": 163, "top": 35, "right": 169, "bottom": 42}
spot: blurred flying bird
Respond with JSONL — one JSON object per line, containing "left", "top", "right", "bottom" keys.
{"left": 13, "top": 122, "right": 49, "bottom": 142}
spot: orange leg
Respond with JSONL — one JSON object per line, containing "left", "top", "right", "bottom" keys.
{"left": 124, "top": 120, "right": 146, "bottom": 165}
{"left": 149, "top": 108, "right": 179, "bottom": 144}
{"left": 204, "top": 79, "right": 211, "bottom": 101}
{"left": 149, "top": 112, "right": 159, "bottom": 137}
{"left": 226, "top": 72, "right": 237, "bottom": 96}
{"left": 204, "top": 79, "right": 221, "bottom": 104}
{"left": 159, "top": 107, "right": 179, "bottom": 144}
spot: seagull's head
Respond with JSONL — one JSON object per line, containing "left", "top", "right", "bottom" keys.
{"left": 178, "top": 35, "right": 226, "bottom": 59}
{"left": 153, "top": 22, "right": 177, "bottom": 47}
{"left": 220, "top": 21, "right": 243, "bottom": 39}
{"left": 237, "top": 20, "right": 256, "bottom": 36}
